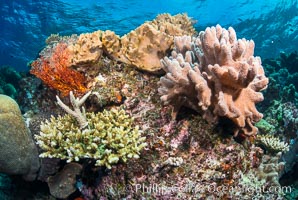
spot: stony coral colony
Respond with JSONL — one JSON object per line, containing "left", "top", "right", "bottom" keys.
{"left": 24, "top": 13, "right": 294, "bottom": 199}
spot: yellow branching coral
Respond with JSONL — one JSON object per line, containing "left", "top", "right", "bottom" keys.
{"left": 256, "top": 134, "right": 289, "bottom": 154}
{"left": 35, "top": 107, "right": 147, "bottom": 169}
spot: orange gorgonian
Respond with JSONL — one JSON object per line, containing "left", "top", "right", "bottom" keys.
{"left": 30, "top": 42, "right": 88, "bottom": 96}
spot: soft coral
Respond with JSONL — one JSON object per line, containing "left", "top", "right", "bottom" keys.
{"left": 30, "top": 42, "right": 88, "bottom": 96}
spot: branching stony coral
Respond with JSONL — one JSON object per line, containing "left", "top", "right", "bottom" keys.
{"left": 56, "top": 91, "right": 91, "bottom": 129}
{"left": 35, "top": 94, "right": 147, "bottom": 169}
{"left": 256, "top": 134, "right": 289, "bottom": 154}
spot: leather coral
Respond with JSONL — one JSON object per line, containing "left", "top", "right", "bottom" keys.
{"left": 158, "top": 25, "right": 269, "bottom": 137}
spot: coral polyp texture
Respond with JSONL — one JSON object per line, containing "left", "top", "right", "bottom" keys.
{"left": 35, "top": 93, "right": 147, "bottom": 169}
{"left": 158, "top": 25, "right": 269, "bottom": 137}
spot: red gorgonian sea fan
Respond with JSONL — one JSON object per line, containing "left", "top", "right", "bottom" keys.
{"left": 30, "top": 42, "right": 88, "bottom": 96}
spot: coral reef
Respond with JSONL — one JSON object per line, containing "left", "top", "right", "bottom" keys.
{"left": 158, "top": 25, "right": 269, "bottom": 137}
{"left": 256, "top": 152, "right": 285, "bottom": 187}
{"left": 35, "top": 93, "right": 147, "bottom": 169}
{"left": 262, "top": 51, "right": 298, "bottom": 106}
{"left": 265, "top": 102, "right": 298, "bottom": 189}
{"left": 7, "top": 14, "right": 296, "bottom": 200}
{"left": 0, "top": 95, "right": 40, "bottom": 181}
{"left": 98, "top": 13, "right": 196, "bottom": 73}
{"left": 75, "top": 111, "right": 287, "bottom": 199}
{"left": 258, "top": 101, "right": 298, "bottom": 139}
{"left": 258, "top": 51, "right": 298, "bottom": 193}
{"left": 228, "top": 149, "right": 286, "bottom": 199}
{"left": 24, "top": 48, "right": 287, "bottom": 199}
{"left": 255, "top": 119, "right": 276, "bottom": 134}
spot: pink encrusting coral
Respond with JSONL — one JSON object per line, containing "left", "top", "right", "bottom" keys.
{"left": 158, "top": 25, "right": 269, "bottom": 137}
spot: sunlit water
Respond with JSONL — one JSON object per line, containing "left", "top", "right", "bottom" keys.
{"left": 0, "top": 0, "right": 297, "bottom": 71}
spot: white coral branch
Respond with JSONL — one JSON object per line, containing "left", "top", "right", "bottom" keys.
{"left": 56, "top": 91, "right": 91, "bottom": 129}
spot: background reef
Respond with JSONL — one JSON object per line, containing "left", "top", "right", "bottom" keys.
{"left": 0, "top": 1, "right": 298, "bottom": 200}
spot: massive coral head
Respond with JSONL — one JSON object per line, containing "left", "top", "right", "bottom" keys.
{"left": 30, "top": 42, "right": 88, "bottom": 96}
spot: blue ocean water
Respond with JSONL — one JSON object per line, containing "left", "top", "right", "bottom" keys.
{"left": 0, "top": 0, "right": 297, "bottom": 71}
